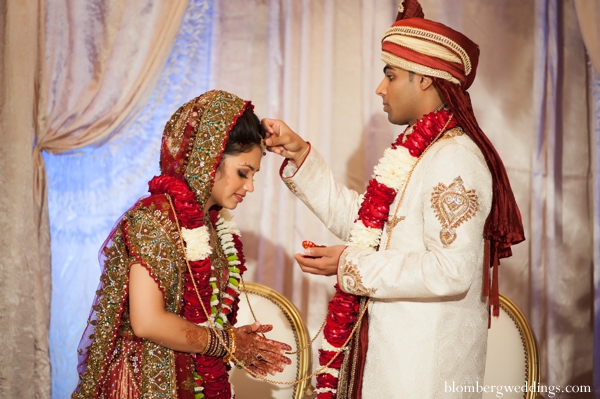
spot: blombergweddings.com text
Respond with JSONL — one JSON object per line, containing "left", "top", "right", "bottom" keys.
{"left": 445, "top": 381, "right": 591, "bottom": 397}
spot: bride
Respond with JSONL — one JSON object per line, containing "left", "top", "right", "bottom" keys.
{"left": 72, "top": 90, "right": 292, "bottom": 399}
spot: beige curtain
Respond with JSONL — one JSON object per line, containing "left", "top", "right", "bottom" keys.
{"left": 0, "top": 0, "right": 187, "bottom": 397}
{"left": 574, "top": 0, "right": 600, "bottom": 76}
{"left": 209, "top": 0, "right": 596, "bottom": 392}
{"left": 0, "top": 1, "right": 49, "bottom": 398}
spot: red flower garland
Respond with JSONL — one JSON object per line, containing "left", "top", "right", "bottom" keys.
{"left": 149, "top": 175, "right": 246, "bottom": 399}
{"left": 316, "top": 109, "right": 456, "bottom": 398}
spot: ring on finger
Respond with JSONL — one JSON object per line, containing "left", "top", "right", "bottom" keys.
{"left": 254, "top": 353, "right": 264, "bottom": 361}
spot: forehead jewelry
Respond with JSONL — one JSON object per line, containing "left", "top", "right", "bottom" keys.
{"left": 260, "top": 138, "right": 267, "bottom": 155}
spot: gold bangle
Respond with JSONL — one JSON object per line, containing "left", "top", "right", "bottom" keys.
{"left": 224, "top": 328, "right": 236, "bottom": 363}
{"left": 200, "top": 327, "right": 211, "bottom": 355}
{"left": 291, "top": 143, "right": 310, "bottom": 167}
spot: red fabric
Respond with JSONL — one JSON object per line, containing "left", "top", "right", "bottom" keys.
{"left": 384, "top": 17, "right": 480, "bottom": 89}
{"left": 395, "top": 0, "right": 424, "bottom": 20}
{"left": 433, "top": 77, "right": 525, "bottom": 317}
{"left": 175, "top": 352, "right": 196, "bottom": 399}
{"left": 160, "top": 119, "right": 196, "bottom": 180}
{"left": 382, "top": 41, "right": 467, "bottom": 86}
{"left": 351, "top": 307, "right": 369, "bottom": 399}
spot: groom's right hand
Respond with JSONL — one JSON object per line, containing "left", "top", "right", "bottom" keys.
{"left": 261, "top": 118, "right": 310, "bottom": 165}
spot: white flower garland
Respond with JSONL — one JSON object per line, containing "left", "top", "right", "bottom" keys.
{"left": 181, "top": 226, "right": 212, "bottom": 261}
{"left": 317, "top": 143, "right": 416, "bottom": 381}
{"left": 214, "top": 209, "right": 242, "bottom": 327}
{"left": 181, "top": 209, "right": 243, "bottom": 330}
{"left": 345, "top": 145, "right": 416, "bottom": 251}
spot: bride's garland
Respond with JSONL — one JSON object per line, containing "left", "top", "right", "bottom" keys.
{"left": 315, "top": 109, "right": 456, "bottom": 399}
{"left": 149, "top": 176, "right": 247, "bottom": 399}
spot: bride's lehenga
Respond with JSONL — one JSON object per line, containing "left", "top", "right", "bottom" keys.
{"left": 72, "top": 90, "right": 253, "bottom": 399}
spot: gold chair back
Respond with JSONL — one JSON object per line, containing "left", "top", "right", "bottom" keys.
{"left": 483, "top": 294, "right": 540, "bottom": 399}
{"left": 230, "top": 282, "right": 311, "bottom": 399}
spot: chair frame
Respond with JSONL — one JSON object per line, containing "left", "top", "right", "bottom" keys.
{"left": 240, "top": 281, "right": 312, "bottom": 399}
{"left": 498, "top": 294, "right": 540, "bottom": 399}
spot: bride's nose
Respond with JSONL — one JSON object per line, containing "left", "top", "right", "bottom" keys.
{"left": 244, "top": 179, "right": 254, "bottom": 193}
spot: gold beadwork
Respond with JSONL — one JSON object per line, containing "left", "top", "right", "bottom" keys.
{"left": 73, "top": 197, "right": 186, "bottom": 398}
{"left": 381, "top": 52, "right": 460, "bottom": 85}
{"left": 382, "top": 26, "right": 472, "bottom": 76}
{"left": 283, "top": 179, "right": 298, "bottom": 195}
{"left": 383, "top": 35, "right": 462, "bottom": 65}
{"left": 339, "top": 259, "right": 376, "bottom": 297}
{"left": 439, "top": 126, "right": 465, "bottom": 140}
{"left": 431, "top": 176, "right": 479, "bottom": 247}
{"left": 184, "top": 91, "right": 248, "bottom": 207}
{"left": 385, "top": 215, "right": 405, "bottom": 238}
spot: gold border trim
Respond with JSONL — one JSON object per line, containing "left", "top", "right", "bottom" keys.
{"left": 498, "top": 294, "right": 540, "bottom": 399}
{"left": 383, "top": 26, "right": 472, "bottom": 76}
{"left": 381, "top": 52, "right": 460, "bottom": 85}
{"left": 240, "top": 282, "right": 311, "bottom": 399}
{"left": 383, "top": 35, "right": 462, "bottom": 65}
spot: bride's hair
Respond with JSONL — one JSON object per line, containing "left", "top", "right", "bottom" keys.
{"left": 223, "top": 108, "right": 265, "bottom": 157}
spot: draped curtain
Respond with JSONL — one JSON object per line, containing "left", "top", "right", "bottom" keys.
{"left": 1, "top": 0, "right": 599, "bottom": 398}
{"left": 0, "top": 0, "right": 187, "bottom": 397}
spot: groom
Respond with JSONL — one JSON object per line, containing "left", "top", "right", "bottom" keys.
{"left": 264, "top": 0, "right": 524, "bottom": 397}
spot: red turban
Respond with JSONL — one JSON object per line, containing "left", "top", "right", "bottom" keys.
{"left": 382, "top": 18, "right": 480, "bottom": 89}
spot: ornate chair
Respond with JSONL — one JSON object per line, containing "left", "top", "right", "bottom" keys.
{"left": 483, "top": 294, "right": 541, "bottom": 399}
{"left": 229, "top": 282, "right": 312, "bottom": 399}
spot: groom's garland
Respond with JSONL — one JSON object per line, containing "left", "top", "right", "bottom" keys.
{"left": 149, "top": 176, "right": 246, "bottom": 399}
{"left": 315, "top": 109, "right": 456, "bottom": 399}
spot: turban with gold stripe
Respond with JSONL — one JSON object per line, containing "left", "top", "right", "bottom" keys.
{"left": 381, "top": 17, "right": 479, "bottom": 89}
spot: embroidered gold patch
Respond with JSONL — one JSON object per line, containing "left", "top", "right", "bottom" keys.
{"left": 283, "top": 179, "right": 298, "bottom": 195}
{"left": 439, "top": 126, "right": 464, "bottom": 140}
{"left": 340, "top": 258, "right": 375, "bottom": 296}
{"left": 431, "top": 176, "right": 478, "bottom": 247}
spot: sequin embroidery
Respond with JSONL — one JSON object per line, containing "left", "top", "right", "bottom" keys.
{"left": 431, "top": 176, "right": 478, "bottom": 247}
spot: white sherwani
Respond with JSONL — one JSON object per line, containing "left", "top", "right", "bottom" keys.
{"left": 281, "top": 129, "right": 492, "bottom": 398}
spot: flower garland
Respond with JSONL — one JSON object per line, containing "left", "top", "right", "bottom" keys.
{"left": 148, "top": 176, "right": 247, "bottom": 399}
{"left": 315, "top": 109, "right": 456, "bottom": 398}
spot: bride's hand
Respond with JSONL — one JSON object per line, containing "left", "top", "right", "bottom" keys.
{"left": 261, "top": 118, "right": 309, "bottom": 164}
{"left": 233, "top": 322, "right": 292, "bottom": 377}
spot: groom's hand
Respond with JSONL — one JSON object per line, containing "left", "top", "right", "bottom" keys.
{"left": 294, "top": 245, "right": 346, "bottom": 276}
{"left": 261, "top": 118, "right": 310, "bottom": 164}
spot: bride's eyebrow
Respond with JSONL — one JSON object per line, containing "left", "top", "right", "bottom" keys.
{"left": 238, "top": 162, "right": 259, "bottom": 172}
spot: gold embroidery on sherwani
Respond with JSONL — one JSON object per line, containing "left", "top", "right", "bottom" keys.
{"left": 283, "top": 178, "right": 298, "bottom": 195}
{"left": 339, "top": 252, "right": 376, "bottom": 296}
{"left": 439, "top": 126, "right": 464, "bottom": 140}
{"left": 431, "top": 176, "right": 478, "bottom": 247}
{"left": 385, "top": 215, "right": 405, "bottom": 238}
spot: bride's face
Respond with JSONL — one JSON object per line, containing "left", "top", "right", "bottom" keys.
{"left": 205, "top": 145, "right": 262, "bottom": 212}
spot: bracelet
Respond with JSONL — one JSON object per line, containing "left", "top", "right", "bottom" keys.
{"left": 291, "top": 143, "right": 310, "bottom": 167}
{"left": 204, "top": 329, "right": 224, "bottom": 358}
{"left": 223, "top": 328, "right": 237, "bottom": 363}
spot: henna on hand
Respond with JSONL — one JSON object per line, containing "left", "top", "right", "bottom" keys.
{"left": 182, "top": 325, "right": 210, "bottom": 353}
{"left": 233, "top": 323, "right": 292, "bottom": 376}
